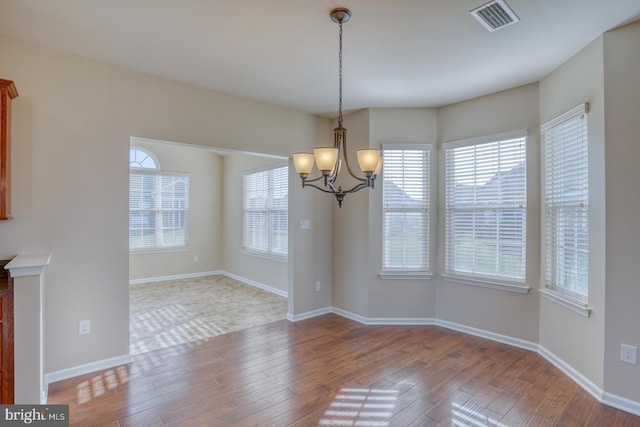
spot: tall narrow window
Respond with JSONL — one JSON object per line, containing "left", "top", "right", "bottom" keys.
{"left": 542, "top": 104, "right": 589, "bottom": 304}
{"left": 382, "top": 145, "right": 430, "bottom": 273}
{"left": 129, "top": 147, "right": 190, "bottom": 252}
{"left": 243, "top": 165, "right": 288, "bottom": 259}
{"left": 444, "top": 131, "right": 527, "bottom": 283}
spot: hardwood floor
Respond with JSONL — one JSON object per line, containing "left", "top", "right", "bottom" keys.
{"left": 48, "top": 314, "right": 640, "bottom": 426}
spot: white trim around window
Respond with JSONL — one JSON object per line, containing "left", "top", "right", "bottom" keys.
{"left": 380, "top": 144, "right": 432, "bottom": 277}
{"left": 129, "top": 169, "right": 190, "bottom": 253}
{"left": 541, "top": 103, "right": 590, "bottom": 308}
{"left": 443, "top": 129, "right": 528, "bottom": 289}
{"left": 539, "top": 288, "right": 591, "bottom": 317}
{"left": 243, "top": 164, "right": 289, "bottom": 260}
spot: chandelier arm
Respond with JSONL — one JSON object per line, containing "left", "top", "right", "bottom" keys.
{"left": 335, "top": 127, "right": 367, "bottom": 182}
{"left": 325, "top": 178, "right": 339, "bottom": 193}
{"left": 303, "top": 175, "right": 325, "bottom": 184}
{"left": 343, "top": 156, "right": 367, "bottom": 182}
{"left": 341, "top": 181, "right": 372, "bottom": 195}
{"left": 302, "top": 182, "right": 344, "bottom": 195}
{"left": 341, "top": 141, "right": 364, "bottom": 180}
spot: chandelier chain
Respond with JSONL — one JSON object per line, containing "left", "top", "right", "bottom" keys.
{"left": 338, "top": 18, "right": 343, "bottom": 128}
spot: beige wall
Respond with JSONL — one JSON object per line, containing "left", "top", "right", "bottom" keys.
{"left": 435, "top": 83, "right": 541, "bottom": 343}
{"left": 0, "top": 35, "right": 331, "bottom": 373}
{"left": 538, "top": 36, "right": 606, "bottom": 389}
{"left": 332, "top": 108, "right": 440, "bottom": 319}
{"left": 128, "top": 139, "right": 223, "bottom": 281}
{"left": 2, "top": 20, "right": 640, "bottom": 410}
{"left": 221, "top": 152, "right": 288, "bottom": 293}
{"left": 603, "top": 20, "right": 640, "bottom": 402}
{"left": 332, "top": 109, "right": 372, "bottom": 317}
{"left": 367, "top": 108, "right": 439, "bottom": 318}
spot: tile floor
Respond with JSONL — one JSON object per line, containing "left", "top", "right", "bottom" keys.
{"left": 129, "top": 275, "right": 287, "bottom": 354}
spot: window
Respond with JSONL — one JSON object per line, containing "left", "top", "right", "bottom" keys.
{"left": 541, "top": 104, "right": 589, "bottom": 304}
{"left": 444, "top": 131, "right": 527, "bottom": 283}
{"left": 243, "top": 165, "right": 288, "bottom": 259}
{"left": 382, "top": 145, "right": 431, "bottom": 273}
{"left": 129, "top": 147, "right": 189, "bottom": 252}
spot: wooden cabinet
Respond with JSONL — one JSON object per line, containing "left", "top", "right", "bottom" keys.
{"left": 0, "top": 259, "right": 13, "bottom": 403}
{"left": 0, "top": 79, "right": 18, "bottom": 221}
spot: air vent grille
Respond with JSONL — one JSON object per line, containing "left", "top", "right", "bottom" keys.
{"left": 470, "top": 0, "right": 520, "bottom": 32}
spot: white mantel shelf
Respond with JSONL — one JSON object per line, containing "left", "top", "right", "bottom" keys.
{"left": 5, "top": 253, "right": 52, "bottom": 277}
{"left": 5, "top": 252, "right": 51, "bottom": 404}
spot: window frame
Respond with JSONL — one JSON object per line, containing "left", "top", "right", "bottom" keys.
{"left": 380, "top": 144, "right": 432, "bottom": 278}
{"left": 129, "top": 147, "right": 190, "bottom": 253}
{"left": 242, "top": 163, "right": 289, "bottom": 261}
{"left": 443, "top": 130, "right": 528, "bottom": 290}
{"left": 541, "top": 103, "right": 590, "bottom": 311}
{"left": 129, "top": 146, "right": 160, "bottom": 170}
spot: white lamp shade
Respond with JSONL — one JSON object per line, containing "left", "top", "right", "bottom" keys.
{"left": 374, "top": 155, "right": 383, "bottom": 175}
{"left": 357, "top": 149, "right": 381, "bottom": 173}
{"left": 314, "top": 147, "right": 339, "bottom": 172}
{"left": 293, "top": 152, "right": 315, "bottom": 175}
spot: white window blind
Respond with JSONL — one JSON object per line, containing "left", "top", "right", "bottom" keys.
{"left": 382, "top": 145, "right": 430, "bottom": 272}
{"left": 129, "top": 171, "right": 190, "bottom": 251}
{"left": 444, "top": 131, "right": 527, "bottom": 282}
{"left": 542, "top": 104, "right": 589, "bottom": 304}
{"left": 243, "top": 165, "right": 288, "bottom": 258}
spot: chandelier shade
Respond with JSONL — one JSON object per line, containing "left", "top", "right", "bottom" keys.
{"left": 292, "top": 7, "right": 381, "bottom": 207}
{"left": 292, "top": 153, "right": 315, "bottom": 177}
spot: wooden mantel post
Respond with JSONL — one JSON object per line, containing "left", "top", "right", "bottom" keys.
{"left": 0, "top": 79, "right": 18, "bottom": 221}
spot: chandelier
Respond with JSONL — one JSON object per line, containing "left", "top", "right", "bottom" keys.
{"left": 293, "top": 7, "right": 382, "bottom": 208}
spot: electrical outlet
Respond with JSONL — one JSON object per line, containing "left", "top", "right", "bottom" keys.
{"left": 299, "top": 219, "right": 311, "bottom": 230}
{"left": 315, "top": 281, "right": 321, "bottom": 292}
{"left": 79, "top": 319, "right": 91, "bottom": 335}
{"left": 620, "top": 344, "right": 637, "bottom": 365}
{"left": 193, "top": 255, "right": 199, "bottom": 262}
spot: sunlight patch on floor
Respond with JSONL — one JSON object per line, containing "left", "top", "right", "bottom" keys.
{"left": 319, "top": 387, "right": 398, "bottom": 427}
{"left": 451, "top": 401, "right": 507, "bottom": 427}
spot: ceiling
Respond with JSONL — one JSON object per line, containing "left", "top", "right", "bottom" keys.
{"left": 1, "top": 0, "right": 639, "bottom": 117}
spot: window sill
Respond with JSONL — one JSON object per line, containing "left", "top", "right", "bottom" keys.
{"left": 378, "top": 272, "right": 432, "bottom": 280}
{"left": 241, "top": 249, "right": 287, "bottom": 263}
{"left": 130, "top": 246, "right": 190, "bottom": 255}
{"left": 442, "top": 274, "right": 529, "bottom": 294}
{"left": 539, "top": 289, "right": 591, "bottom": 317}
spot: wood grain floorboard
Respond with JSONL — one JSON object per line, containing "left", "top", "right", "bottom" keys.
{"left": 48, "top": 314, "right": 640, "bottom": 426}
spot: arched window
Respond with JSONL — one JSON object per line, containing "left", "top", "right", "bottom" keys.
{"left": 129, "top": 147, "right": 159, "bottom": 170}
{"left": 129, "top": 147, "right": 189, "bottom": 252}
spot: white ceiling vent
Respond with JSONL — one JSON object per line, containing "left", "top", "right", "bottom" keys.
{"left": 470, "top": 0, "right": 520, "bottom": 32}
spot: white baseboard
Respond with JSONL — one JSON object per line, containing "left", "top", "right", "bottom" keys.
{"left": 129, "top": 270, "right": 288, "bottom": 298}
{"left": 332, "top": 307, "right": 435, "bottom": 325}
{"left": 45, "top": 354, "right": 133, "bottom": 388}
{"left": 330, "top": 307, "right": 369, "bottom": 324}
{"left": 602, "top": 392, "right": 640, "bottom": 417}
{"left": 537, "top": 346, "right": 640, "bottom": 416}
{"left": 435, "top": 319, "right": 538, "bottom": 352}
{"left": 129, "top": 270, "right": 222, "bottom": 285}
{"left": 538, "top": 345, "right": 603, "bottom": 401}
{"left": 220, "top": 271, "right": 288, "bottom": 298}
{"left": 287, "top": 307, "right": 332, "bottom": 322}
